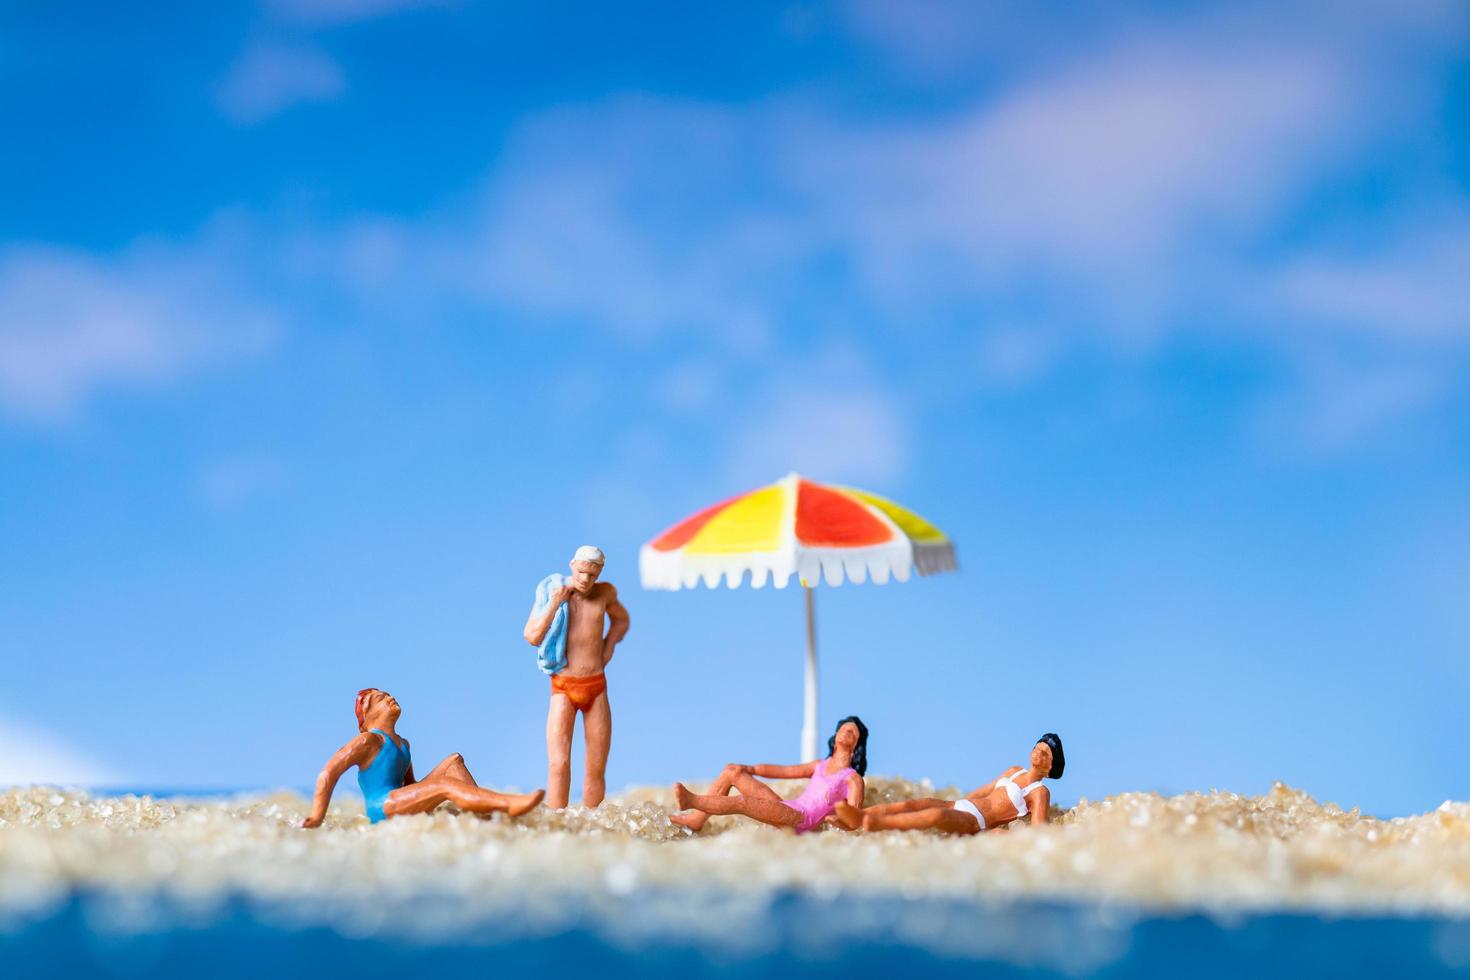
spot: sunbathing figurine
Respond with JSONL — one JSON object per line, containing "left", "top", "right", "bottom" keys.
{"left": 835, "top": 733, "right": 1064, "bottom": 834}
{"left": 302, "top": 688, "right": 544, "bottom": 827}
{"left": 671, "top": 716, "right": 868, "bottom": 833}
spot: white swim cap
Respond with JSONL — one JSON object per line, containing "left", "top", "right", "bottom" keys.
{"left": 572, "top": 545, "right": 605, "bottom": 566}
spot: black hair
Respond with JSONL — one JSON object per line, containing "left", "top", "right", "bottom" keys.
{"left": 828, "top": 715, "right": 870, "bottom": 776}
{"left": 1038, "top": 733, "right": 1065, "bottom": 779}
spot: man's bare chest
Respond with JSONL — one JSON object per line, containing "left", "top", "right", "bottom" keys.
{"left": 566, "top": 597, "right": 608, "bottom": 628}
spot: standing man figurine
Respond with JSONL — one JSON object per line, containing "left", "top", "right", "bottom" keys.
{"left": 523, "top": 546, "right": 630, "bottom": 808}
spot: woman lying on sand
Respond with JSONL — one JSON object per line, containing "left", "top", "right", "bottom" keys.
{"left": 671, "top": 716, "right": 868, "bottom": 833}
{"left": 834, "top": 733, "right": 1064, "bottom": 834}
{"left": 302, "top": 688, "right": 544, "bottom": 827}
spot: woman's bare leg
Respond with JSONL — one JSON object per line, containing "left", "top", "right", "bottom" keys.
{"left": 832, "top": 797, "right": 953, "bottom": 830}
{"left": 673, "top": 782, "right": 802, "bottom": 830}
{"left": 668, "top": 764, "right": 739, "bottom": 830}
{"left": 423, "top": 752, "right": 477, "bottom": 785}
{"left": 868, "top": 798, "right": 954, "bottom": 816}
{"left": 671, "top": 766, "right": 783, "bottom": 831}
{"left": 448, "top": 782, "right": 544, "bottom": 817}
{"left": 384, "top": 778, "right": 545, "bottom": 819}
{"left": 862, "top": 805, "right": 981, "bottom": 835}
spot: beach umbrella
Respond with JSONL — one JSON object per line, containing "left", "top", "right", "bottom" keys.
{"left": 640, "top": 472, "right": 957, "bottom": 759}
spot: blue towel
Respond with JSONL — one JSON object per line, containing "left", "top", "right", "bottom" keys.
{"left": 533, "top": 573, "right": 568, "bottom": 675}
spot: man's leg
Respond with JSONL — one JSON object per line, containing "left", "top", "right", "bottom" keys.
{"left": 581, "top": 690, "right": 611, "bottom": 808}
{"left": 546, "top": 693, "right": 577, "bottom": 809}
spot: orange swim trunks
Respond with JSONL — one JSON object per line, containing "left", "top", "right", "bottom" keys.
{"left": 550, "top": 672, "right": 607, "bottom": 711}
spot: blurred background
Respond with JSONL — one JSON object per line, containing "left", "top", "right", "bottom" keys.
{"left": 1, "top": 0, "right": 1467, "bottom": 817}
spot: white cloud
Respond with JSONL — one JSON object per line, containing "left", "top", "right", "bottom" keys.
{"left": 811, "top": 0, "right": 1468, "bottom": 361}
{"left": 397, "top": 9, "right": 1421, "bottom": 353}
{"left": 215, "top": 41, "right": 345, "bottom": 125}
{"left": 781, "top": 45, "right": 1365, "bottom": 338}
{"left": 728, "top": 387, "right": 908, "bottom": 488}
{"left": 839, "top": 0, "right": 1101, "bottom": 80}
{"left": 0, "top": 235, "right": 278, "bottom": 426}
{"left": 277, "top": 17, "right": 1460, "bottom": 453}
{"left": 976, "top": 325, "right": 1058, "bottom": 387}
{"left": 659, "top": 360, "right": 723, "bottom": 413}
{"left": 840, "top": 0, "right": 996, "bottom": 70}
{"left": 196, "top": 454, "right": 288, "bottom": 510}
{"left": 17, "top": 0, "right": 1461, "bottom": 458}
{"left": 0, "top": 715, "right": 117, "bottom": 787}
{"left": 438, "top": 101, "right": 790, "bottom": 350}
{"left": 955, "top": 52, "right": 1344, "bottom": 257}
{"left": 841, "top": 0, "right": 1467, "bottom": 84}
{"left": 1253, "top": 353, "right": 1447, "bottom": 456}
{"left": 425, "top": 7, "right": 1461, "bottom": 455}
{"left": 266, "top": 0, "right": 447, "bottom": 26}
{"left": 725, "top": 345, "right": 910, "bottom": 486}
{"left": 1266, "top": 218, "right": 1470, "bottom": 344}
{"left": 1238, "top": 215, "right": 1470, "bottom": 453}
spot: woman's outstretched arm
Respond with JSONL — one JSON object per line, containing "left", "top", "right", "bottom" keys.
{"left": 302, "top": 734, "right": 376, "bottom": 828}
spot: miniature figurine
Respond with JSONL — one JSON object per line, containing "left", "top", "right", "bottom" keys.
{"left": 523, "top": 545, "right": 630, "bottom": 809}
{"left": 670, "top": 716, "right": 868, "bottom": 833}
{"left": 302, "top": 688, "right": 544, "bottom": 827}
{"left": 834, "top": 733, "right": 1064, "bottom": 834}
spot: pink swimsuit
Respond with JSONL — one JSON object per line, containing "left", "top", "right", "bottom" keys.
{"left": 782, "top": 756, "right": 857, "bottom": 833}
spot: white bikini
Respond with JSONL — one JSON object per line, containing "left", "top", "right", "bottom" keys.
{"left": 953, "top": 768, "right": 1045, "bottom": 829}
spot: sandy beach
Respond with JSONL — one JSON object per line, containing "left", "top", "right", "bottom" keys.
{"left": 6, "top": 777, "right": 1470, "bottom": 951}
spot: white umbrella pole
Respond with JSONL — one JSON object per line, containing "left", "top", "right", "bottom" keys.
{"left": 801, "top": 585, "right": 819, "bottom": 761}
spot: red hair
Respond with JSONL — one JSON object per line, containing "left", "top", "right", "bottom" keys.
{"left": 354, "top": 688, "right": 380, "bottom": 731}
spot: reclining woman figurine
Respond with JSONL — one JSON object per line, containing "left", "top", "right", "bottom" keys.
{"left": 835, "top": 733, "right": 1063, "bottom": 834}
{"left": 671, "top": 716, "right": 868, "bottom": 833}
{"left": 302, "top": 688, "right": 545, "bottom": 827}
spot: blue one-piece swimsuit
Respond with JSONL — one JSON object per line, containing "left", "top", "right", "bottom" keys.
{"left": 357, "top": 728, "right": 410, "bottom": 823}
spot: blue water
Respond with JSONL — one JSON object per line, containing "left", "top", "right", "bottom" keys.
{"left": 7, "top": 893, "right": 1470, "bottom": 978}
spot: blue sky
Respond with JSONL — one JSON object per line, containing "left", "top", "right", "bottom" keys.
{"left": 2, "top": 0, "right": 1467, "bottom": 817}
